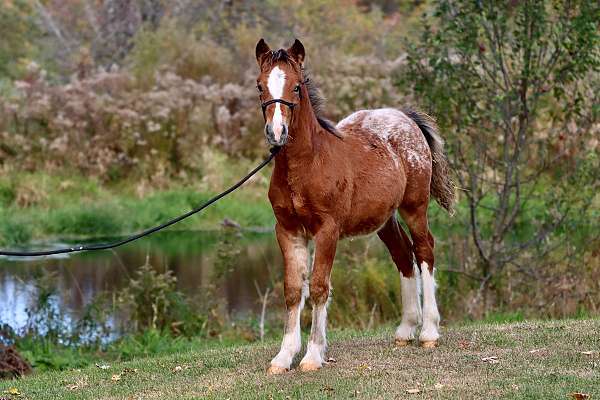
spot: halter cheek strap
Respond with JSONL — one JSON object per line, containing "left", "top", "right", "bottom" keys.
{"left": 259, "top": 78, "right": 309, "bottom": 121}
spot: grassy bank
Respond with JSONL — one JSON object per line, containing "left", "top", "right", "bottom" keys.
{"left": 1, "top": 319, "right": 598, "bottom": 399}
{"left": 0, "top": 166, "right": 275, "bottom": 246}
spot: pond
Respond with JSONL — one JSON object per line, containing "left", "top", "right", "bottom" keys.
{"left": 0, "top": 230, "right": 388, "bottom": 335}
{"left": 0, "top": 231, "right": 281, "bottom": 332}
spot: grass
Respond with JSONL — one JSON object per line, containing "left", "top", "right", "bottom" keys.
{"left": 1, "top": 319, "right": 598, "bottom": 399}
{"left": 0, "top": 168, "right": 275, "bottom": 246}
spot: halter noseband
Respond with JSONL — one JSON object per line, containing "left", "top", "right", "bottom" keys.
{"left": 260, "top": 78, "right": 309, "bottom": 121}
{"left": 260, "top": 99, "right": 297, "bottom": 121}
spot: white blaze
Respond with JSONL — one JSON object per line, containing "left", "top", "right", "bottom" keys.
{"left": 267, "top": 66, "right": 286, "bottom": 141}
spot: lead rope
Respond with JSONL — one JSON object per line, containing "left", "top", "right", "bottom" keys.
{"left": 0, "top": 147, "right": 281, "bottom": 257}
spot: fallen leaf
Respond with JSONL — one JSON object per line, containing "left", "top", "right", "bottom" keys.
{"left": 3, "top": 388, "right": 21, "bottom": 396}
{"left": 571, "top": 393, "right": 590, "bottom": 399}
{"left": 322, "top": 385, "right": 334, "bottom": 393}
{"left": 406, "top": 388, "right": 421, "bottom": 394}
{"left": 111, "top": 374, "right": 121, "bottom": 382}
{"left": 529, "top": 348, "right": 545, "bottom": 354}
{"left": 357, "top": 363, "right": 372, "bottom": 371}
{"left": 96, "top": 363, "right": 110, "bottom": 370}
{"left": 122, "top": 368, "right": 138, "bottom": 374}
{"left": 481, "top": 356, "right": 499, "bottom": 364}
{"left": 64, "top": 377, "right": 88, "bottom": 391}
{"left": 325, "top": 357, "right": 337, "bottom": 364}
{"left": 173, "top": 366, "right": 183, "bottom": 373}
{"left": 580, "top": 351, "right": 595, "bottom": 356}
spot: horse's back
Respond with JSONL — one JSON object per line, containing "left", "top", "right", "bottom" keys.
{"left": 336, "top": 108, "right": 433, "bottom": 208}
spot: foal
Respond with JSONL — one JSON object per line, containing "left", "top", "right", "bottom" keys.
{"left": 255, "top": 39, "right": 455, "bottom": 374}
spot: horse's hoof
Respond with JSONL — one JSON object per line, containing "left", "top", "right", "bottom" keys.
{"left": 299, "top": 361, "right": 321, "bottom": 372}
{"left": 395, "top": 339, "right": 412, "bottom": 347}
{"left": 420, "top": 340, "right": 438, "bottom": 348}
{"left": 267, "top": 365, "right": 288, "bottom": 375}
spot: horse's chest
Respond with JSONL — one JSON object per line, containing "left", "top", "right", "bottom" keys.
{"left": 291, "top": 191, "right": 312, "bottom": 220}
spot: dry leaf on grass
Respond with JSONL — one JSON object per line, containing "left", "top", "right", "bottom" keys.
{"left": 96, "top": 363, "right": 110, "bottom": 370}
{"left": 406, "top": 388, "right": 421, "bottom": 394}
{"left": 481, "top": 356, "right": 499, "bottom": 364}
{"left": 65, "top": 377, "right": 88, "bottom": 391}
{"left": 357, "top": 363, "right": 372, "bottom": 372}
{"left": 173, "top": 366, "right": 183, "bottom": 373}
{"left": 529, "top": 348, "right": 545, "bottom": 354}
{"left": 122, "top": 368, "right": 138, "bottom": 374}
{"left": 111, "top": 374, "right": 121, "bottom": 382}
{"left": 571, "top": 393, "right": 590, "bottom": 399}
{"left": 3, "top": 387, "right": 21, "bottom": 396}
{"left": 580, "top": 351, "right": 595, "bottom": 356}
{"left": 325, "top": 357, "right": 337, "bottom": 364}
{"left": 322, "top": 385, "right": 334, "bottom": 393}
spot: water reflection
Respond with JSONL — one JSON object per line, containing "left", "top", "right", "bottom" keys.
{"left": 0, "top": 231, "right": 284, "bottom": 332}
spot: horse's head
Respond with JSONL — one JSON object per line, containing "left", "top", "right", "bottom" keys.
{"left": 255, "top": 38, "right": 306, "bottom": 147}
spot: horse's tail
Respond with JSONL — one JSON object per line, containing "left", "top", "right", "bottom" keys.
{"left": 403, "top": 108, "right": 456, "bottom": 215}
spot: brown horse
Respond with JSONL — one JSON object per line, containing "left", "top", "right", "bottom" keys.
{"left": 255, "top": 39, "right": 455, "bottom": 374}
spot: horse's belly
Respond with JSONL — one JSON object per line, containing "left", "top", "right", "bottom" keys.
{"left": 341, "top": 179, "right": 403, "bottom": 237}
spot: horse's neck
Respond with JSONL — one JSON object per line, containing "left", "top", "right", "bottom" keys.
{"left": 276, "top": 105, "right": 325, "bottom": 185}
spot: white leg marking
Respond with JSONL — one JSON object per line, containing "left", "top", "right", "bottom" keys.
{"left": 270, "top": 295, "right": 305, "bottom": 369}
{"left": 267, "top": 66, "right": 286, "bottom": 141}
{"left": 300, "top": 295, "right": 329, "bottom": 370}
{"left": 419, "top": 262, "right": 440, "bottom": 342}
{"left": 270, "top": 237, "right": 308, "bottom": 371}
{"left": 395, "top": 263, "right": 422, "bottom": 342}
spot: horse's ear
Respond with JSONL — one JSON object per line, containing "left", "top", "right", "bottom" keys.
{"left": 287, "top": 39, "right": 305, "bottom": 66}
{"left": 256, "top": 38, "right": 271, "bottom": 65}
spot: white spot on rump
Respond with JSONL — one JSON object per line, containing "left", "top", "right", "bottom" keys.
{"left": 267, "top": 66, "right": 286, "bottom": 141}
{"left": 349, "top": 108, "right": 431, "bottom": 172}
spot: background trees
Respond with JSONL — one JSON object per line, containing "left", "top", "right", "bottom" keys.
{"left": 0, "top": 0, "right": 598, "bottom": 318}
{"left": 404, "top": 0, "right": 599, "bottom": 315}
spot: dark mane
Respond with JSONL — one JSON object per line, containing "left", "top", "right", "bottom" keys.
{"left": 265, "top": 49, "right": 341, "bottom": 138}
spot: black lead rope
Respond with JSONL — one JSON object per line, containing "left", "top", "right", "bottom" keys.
{"left": 0, "top": 147, "right": 281, "bottom": 257}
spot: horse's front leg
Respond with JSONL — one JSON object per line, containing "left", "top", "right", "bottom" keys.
{"left": 299, "top": 221, "right": 338, "bottom": 372}
{"left": 267, "top": 224, "right": 309, "bottom": 375}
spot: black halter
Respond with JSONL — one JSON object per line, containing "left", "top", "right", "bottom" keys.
{"left": 260, "top": 98, "right": 297, "bottom": 121}
{"left": 259, "top": 78, "right": 308, "bottom": 121}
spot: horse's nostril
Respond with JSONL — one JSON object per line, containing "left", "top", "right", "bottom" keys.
{"left": 265, "top": 124, "right": 274, "bottom": 138}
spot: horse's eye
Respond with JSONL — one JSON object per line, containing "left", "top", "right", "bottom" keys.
{"left": 293, "top": 85, "right": 300, "bottom": 93}
{"left": 257, "top": 84, "right": 263, "bottom": 93}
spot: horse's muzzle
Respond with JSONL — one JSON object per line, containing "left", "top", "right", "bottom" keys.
{"left": 265, "top": 123, "right": 288, "bottom": 146}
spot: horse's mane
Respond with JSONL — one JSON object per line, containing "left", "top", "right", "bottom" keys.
{"left": 266, "top": 50, "right": 341, "bottom": 138}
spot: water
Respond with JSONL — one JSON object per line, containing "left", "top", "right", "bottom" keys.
{"left": 0, "top": 230, "right": 285, "bottom": 333}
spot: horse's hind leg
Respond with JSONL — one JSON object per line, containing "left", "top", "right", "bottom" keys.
{"left": 377, "top": 216, "right": 422, "bottom": 346}
{"left": 399, "top": 204, "right": 440, "bottom": 347}
{"left": 267, "top": 224, "right": 309, "bottom": 375}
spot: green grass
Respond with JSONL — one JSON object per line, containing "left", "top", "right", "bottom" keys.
{"left": 2, "top": 319, "right": 598, "bottom": 399}
{"left": 0, "top": 170, "right": 275, "bottom": 246}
